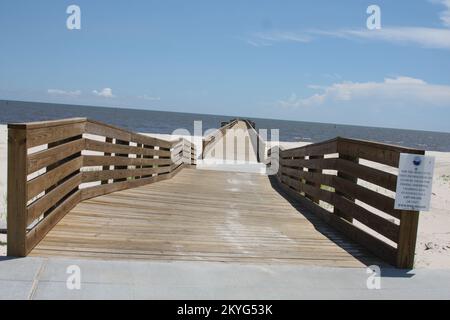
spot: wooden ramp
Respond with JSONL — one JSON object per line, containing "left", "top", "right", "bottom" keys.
{"left": 30, "top": 168, "right": 380, "bottom": 267}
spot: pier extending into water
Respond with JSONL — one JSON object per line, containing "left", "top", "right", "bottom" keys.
{"left": 7, "top": 118, "right": 424, "bottom": 268}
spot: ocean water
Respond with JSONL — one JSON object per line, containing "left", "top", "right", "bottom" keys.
{"left": 1, "top": 100, "right": 450, "bottom": 152}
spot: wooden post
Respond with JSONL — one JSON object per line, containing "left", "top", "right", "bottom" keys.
{"left": 306, "top": 155, "right": 323, "bottom": 204}
{"left": 397, "top": 211, "right": 419, "bottom": 269}
{"left": 334, "top": 154, "right": 358, "bottom": 222}
{"left": 102, "top": 137, "right": 113, "bottom": 184}
{"left": 114, "top": 139, "right": 129, "bottom": 182}
{"left": 191, "top": 145, "right": 196, "bottom": 166}
{"left": 142, "top": 144, "right": 154, "bottom": 178}
{"left": 7, "top": 127, "right": 28, "bottom": 257}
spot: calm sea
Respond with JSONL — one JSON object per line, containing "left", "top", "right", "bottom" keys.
{"left": 1, "top": 100, "right": 450, "bottom": 152}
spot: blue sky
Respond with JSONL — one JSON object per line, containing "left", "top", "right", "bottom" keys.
{"left": 1, "top": 0, "right": 450, "bottom": 132}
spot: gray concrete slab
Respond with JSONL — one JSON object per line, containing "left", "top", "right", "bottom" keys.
{"left": 1, "top": 256, "right": 450, "bottom": 299}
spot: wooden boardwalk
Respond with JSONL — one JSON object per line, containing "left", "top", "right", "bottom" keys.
{"left": 31, "top": 168, "right": 380, "bottom": 267}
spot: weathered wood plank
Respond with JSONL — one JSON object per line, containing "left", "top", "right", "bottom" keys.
{"left": 85, "top": 139, "right": 171, "bottom": 158}
{"left": 81, "top": 167, "right": 171, "bottom": 183}
{"left": 335, "top": 157, "right": 397, "bottom": 192}
{"left": 27, "top": 173, "right": 82, "bottom": 226}
{"left": 7, "top": 128, "right": 28, "bottom": 257}
{"left": 397, "top": 211, "right": 420, "bottom": 269}
{"left": 273, "top": 176, "right": 397, "bottom": 266}
{"left": 31, "top": 169, "right": 380, "bottom": 267}
{"left": 27, "top": 138, "right": 85, "bottom": 174}
{"left": 26, "top": 190, "right": 82, "bottom": 254}
{"left": 83, "top": 155, "right": 172, "bottom": 167}
{"left": 337, "top": 138, "right": 424, "bottom": 168}
{"left": 332, "top": 195, "right": 399, "bottom": 242}
{"left": 27, "top": 156, "right": 83, "bottom": 200}
{"left": 281, "top": 139, "right": 338, "bottom": 158}
{"left": 26, "top": 122, "right": 86, "bottom": 148}
{"left": 85, "top": 120, "right": 172, "bottom": 149}
{"left": 8, "top": 118, "right": 86, "bottom": 130}
{"left": 280, "top": 157, "right": 337, "bottom": 169}
{"left": 331, "top": 175, "right": 401, "bottom": 219}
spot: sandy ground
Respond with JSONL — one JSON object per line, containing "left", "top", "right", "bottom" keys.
{"left": 0, "top": 125, "right": 449, "bottom": 268}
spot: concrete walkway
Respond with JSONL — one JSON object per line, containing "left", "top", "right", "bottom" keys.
{"left": 1, "top": 256, "right": 450, "bottom": 299}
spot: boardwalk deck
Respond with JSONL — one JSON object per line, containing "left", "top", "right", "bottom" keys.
{"left": 30, "top": 168, "right": 381, "bottom": 267}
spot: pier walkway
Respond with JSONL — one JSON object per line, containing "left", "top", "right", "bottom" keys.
{"left": 6, "top": 118, "right": 425, "bottom": 268}
{"left": 30, "top": 168, "right": 377, "bottom": 267}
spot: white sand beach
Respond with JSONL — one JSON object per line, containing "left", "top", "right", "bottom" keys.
{"left": 0, "top": 124, "right": 449, "bottom": 268}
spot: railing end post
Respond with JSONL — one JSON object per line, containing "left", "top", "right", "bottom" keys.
{"left": 396, "top": 210, "right": 419, "bottom": 269}
{"left": 7, "top": 127, "right": 28, "bottom": 257}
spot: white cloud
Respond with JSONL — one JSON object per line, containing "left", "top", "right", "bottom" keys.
{"left": 246, "top": 31, "right": 312, "bottom": 47}
{"left": 92, "top": 88, "right": 115, "bottom": 98}
{"left": 245, "top": 27, "right": 450, "bottom": 50}
{"left": 139, "top": 94, "right": 161, "bottom": 101}
{"left": 47, "top": 89, "right": 81, "bottom": 97}
{"left": 314, "top": 27, "right": 450, "bottom": 50}
{"left": 431, "top": 0, "right": 450, "bottom": 27}
{"left": 278, "top": 76, "right": 450, "bottom": 108}
{"left": 246, "top": 2, "right": 450, "bottom": 50}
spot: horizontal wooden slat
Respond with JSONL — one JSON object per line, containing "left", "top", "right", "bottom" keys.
{"left": 279, "top": 170, "right": 399, "bottom": 242}
{"left": 324, "top": 207, "right": 397, "bottom": 266}
{"left": 85, "top": 139, "right": 171, "bottom": 158}
{"left": 172, "top": 143, "right": 184, "bottom": 155}
{"left": 281, "top": 167, "right": 334, "bottom": 186}
{"left": 274, "top": 178, "right": 397, "bottom": 266}
{"left": 332, "top": 195, "right": 399, "bottom": 242}
{"left": 279, "top": 159, "right": 400, "bottom": 219}
{"left": 339, "top": 137, "right": 425, "bottom": 154}
{"left": 280, "top": 174, "right": 334, "bottom": 204}
{"left": 26, "top": 122, "right": 85, "bottom": 148}
{"left": 335, "top": 158, "right": 397, "bottom": 192}
{"left": 27, "top": 156, "right": 83, "bottom": 200}
{"left": 83, "top": 155, "right": 172, "bottom": 167}
{"left": 8, "top": 118, "right": 86, "bottom": 130}
{"left": 281, "top": 139, "right": 338, "bottom": 158}
{"left": 27, "top": 138, "right": 85, "bottom": 174}
{"left": 131, "top": 133, "right": 173, "bottom": 150}
{"left": 80, "top": 173, "right": 173, "bottom": 201}
{"left": 85, "top": 120, "right": 172, "bottom": 149}
{"left": 81, "top": 167, "right": 172, "bottom": 183}
{"left": 331, "top": 175, "right": 400, "bottom": 219}
{"left": 337, "top": 138, "right": 424, "bottom": 168}
{"left": 26, "top": 173, "right": 82, "bottom": 226}
{"left": 26, "top": 190, "right": 82, "bottom": 254}
{"left": 85, "top": 120, "right": 132, "bottom": 142}
{"left": 280, "top": 158, "right": 337, "bottom": 170}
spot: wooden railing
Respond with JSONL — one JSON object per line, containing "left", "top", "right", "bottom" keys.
{"left": 243, "top": 119, "right": 265, "bottom": 163}
{"left": 267, "top": 137, "right": 425, "bottom": 269}
{"left": 7, "top": 118, "right": 196, "bottom": 257}
{"left": 202, "top": 119, "right": 239, "bottom": 159}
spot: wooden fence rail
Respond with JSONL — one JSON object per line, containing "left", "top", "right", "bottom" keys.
{"left": 7, "top": 118, "right": 196, "bottom": 257}
{"left": 243, "top": 119, "right": 266, "bottom": 163}
{"left": 202, "top": 119, "right": 239, "bottom": 159}
{"left": 267, "top": 137, "right": 424, "bottom": 269}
